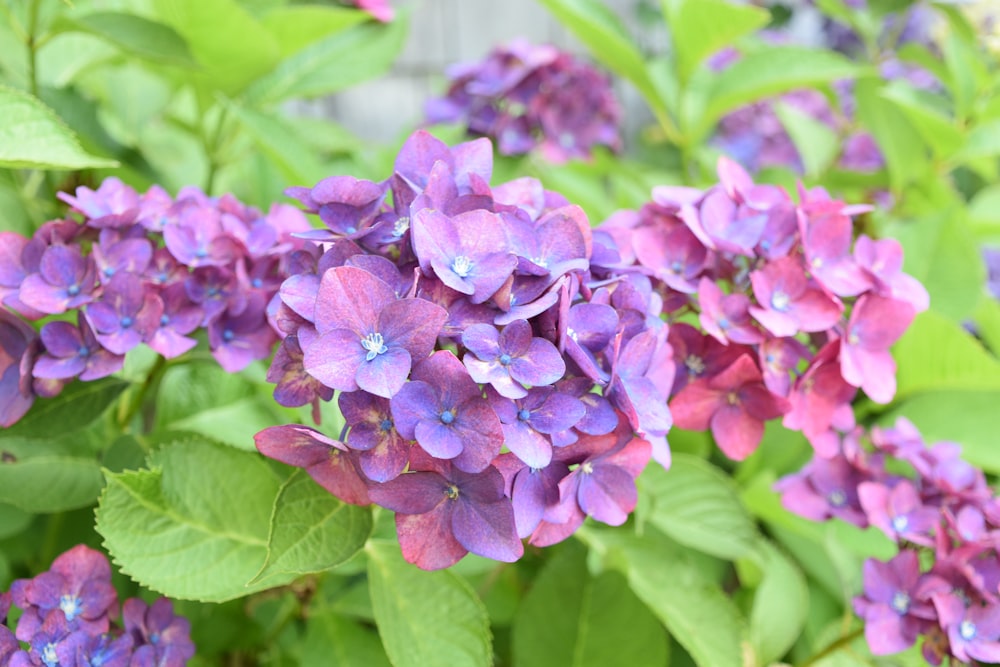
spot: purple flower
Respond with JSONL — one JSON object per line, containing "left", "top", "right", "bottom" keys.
{"left": 339, "top": 390, "right": 411, "bottom": 482}
{"left": 858, "top": 479, "right": 939, "bottom": 546}
{"left": 207, "top": 295, "right": 276, "bottom": 373}
{"left": 58, "top": 176, "right": 140, "bottom": 228}
{"left": 303, "top": 266, "right": 447, "bottom": 398}
{"left": 146, "top": 283, "right": 201, "bottom": 359}
{"left": 85, "top": 274, "right": 163, "bottom": 355}
{"left": 18, "top": 244, "right": 98, "bottom": 315}
{"left": 840, "top": 294, "right": 915, "bottom": 404}
{"left": 162, "top": 202, "right": 241, "bottom": 268}
{"left": 0, "top": 309, "right": 37, "bottom": 427}
{"left": 368, "top": 450, "right": 523, "bottom": 570}
{"left": 123, "top": 597, "right": 195, "bottom": 667}
{"left": 390, "top": 350, "right": 503, "bottom": 473}
{"left": 267, "top": 335, "right": 334, "bottom": 409}
{"left": 698, "top": 278, "right": 762, "bottom": 345}
{"left": 749, "top": 256, "right": 843, "bottom": 337}
{"left": 91, "top": 236, "right": 152, "bottom": 285}
{"left": 633, "top": 223, "right": 707, "bottom": 294}
{"left": 933, "top": 593, "right": 1000, "bottom": 663}
{"left": 488, "top": 387, "right": 585, "bottom": 468}
{"left": 774, "top": 443, "right": 875, "bottom": 526}
{"left": 285, "top": 175, "right": 387, "bottom": 240}
{"left": 10, "top": 544, "right": 118, "bottom": 641}
{"left": 462, "top": 319, "right": 565, "bottom": 399}
{"left": 33, "top": 313, "right": 124, "bottom": 381}
{"left": 853, "top": 551, "right": 936, "bottom": 655}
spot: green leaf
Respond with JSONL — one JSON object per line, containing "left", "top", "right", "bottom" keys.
{"left": 0, "top": 456, "right": 103, "bottom": 512}
{"left": 300, "top": 611, "right": 391, "bottom": 667}
{"left": 1, "top": 378, "right": 128, "bottom": 440}
{"left": 253, "top": 470, "right": 372, "bottom": 584}
{"left": 666, "top": 0, "right": 769, "bottom": 85}
{"left": 879, "top": 83, "right": 963, "bottom": 159}
{"left": 367, "top": 540, "right": 492, "bottom": 667}
{"left": 747, "top": 542, "right": 808, "bottom": 664}
{"left": 698, "top": 47, "right": 860, "bottom": 138}
{"left": 96, "top": 439, "right": 290, "bottom": 601}
{"left": 513, "top": 540, "right": 667, "bottom": 667}
{"left": 854, "top": 77, "right": 928, "bottom": 192}
{"left": 583, "top": 526, "right": 752, "bottom": 667}
{"left": 0, "top": 502, "right": 32, "bottom": 539}
{"left": 243, "top": 17, "right": 407, "bottom": 106}
{"left": 972, "top": 296, "right": 1000, "bottom": 355}
{"left": 227, "top": 104, "right": 330, "bottom": 186}
{"left": 638, "top": 453, "right": 758, "bottom": 559}
{"left": 951, "top": 120, "right": 1000, "bottom": 166}
{"left": 893, "top": 310, "right": 1000, "bottom": 400}
{"left": 153, "top": 0, "right": 279, "bottom": 95}
{"left": 968, "top": 184, "right": 1000, "bottom": 241}
{"left": 261, "top": 5, "right": 368, "bottom": 57}
{"left": 773, "top": 101, "right": 840, "bottom": 177}
{"left": 163, "top": 396, "right": 289, "bottom": 451}
{"left": 50, "top": 12, "right": 197, "bottom": 67}
{"left": 537, "top": 0, "right": 673, "bottom": 134}
{"left": 0, "top": 85, "right": 118, "bottom": 169}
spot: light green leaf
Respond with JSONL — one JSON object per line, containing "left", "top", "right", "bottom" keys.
{"left": 747, "top": 542, "right": 808, "bottom": 664}
{"left": 1, "top": 378, "right": 128, "bottom": 440}
{"left": 879, "top": 83, "right": 963, "bottom": 158}
{"left": 253, "top": 470, "right": 372, "bottom": 584}
{"left": 227, "top": 104, "right": 330, "bottom": 186}
{"left": 153, "top": 0, "right": 279, "bottom": 95}
{"left": 638, "top": 453, "right": 758, "bottom": 559}
{"left": 300, "top": 611, "right": 391, "bottom": 667}
{"left": 968, "top": 184, "right": 1000, "bottom": 241}
{"left": 261, "top": 5, "right": 368, "bottom": 57}
{"left": 774, "top": 101, "right": 840, "bottom": 176}
{"left": 513, "top": 540, "right": 667, "bottom": 667}
{"left": 96, "top": 439, "right": 289, "bottom": 601}
{"left": 854, "top": 77, "right": 928, "bottom": 192}
{"left": 164, "top": 396, "right": 289, "bottom": 452}
{"left": 0, "top": 85, "right": 117, "bottom": 169}
{"left": 666, "top": 0, "right": 769, "bottom": 85}
{"left": 50, "top": 11, "right": 197, "bottom": 67}
{"left": 894, "top": 310, "right": 1000, "bottom": 400}
{"left": 243, "top": 17, "right": 407, "bottom": 106}
{"left": 367, "top": 540, "right": 492, "bottom": 667}
{"left": 583, "top": 526, "right": 752, "bottom": 667}
{"left": 698, "top": 47, "right": 860, "bottom": 138}
{"left": 951, "top": 120, "right": 1000, "bottom": 166}
{"left": 0, "top": 456, "right": 103, "bottom": 512}
{"left": 972, "top": 295, "right": 1000, "bottom": 354}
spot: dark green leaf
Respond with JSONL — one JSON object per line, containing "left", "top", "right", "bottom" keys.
{"left": 300, "top": 611, "right": 391, "bottom": 667}
{"left": 1, "top": 378, "right": 128, "bottom": 440}
{"left": 0, "top": 456, "right": 103, "bottom": 512}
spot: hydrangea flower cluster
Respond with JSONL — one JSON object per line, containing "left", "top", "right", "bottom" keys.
{"left": 0, "top": 178, "right": 312, "bottom": 427}
{"left": 424, "top": 40, "right": 622, "bottom": 163}
{"left": 0, "top": 544, "right": 194, "bottom": 667}
{"left": 776, "top": 418, "right": 1000, "bottom": 664}
{"left": 594, "top": 156, "right": 927, "bottom": 460}
{"left": 256, "top": 129, "right": 669, "bottom": 569}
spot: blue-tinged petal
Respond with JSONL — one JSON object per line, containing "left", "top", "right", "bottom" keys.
{"left": 356, "top": 346, "right": 411, "bottom": 398}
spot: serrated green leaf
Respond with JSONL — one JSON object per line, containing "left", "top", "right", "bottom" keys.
{"left": 774, "top": 101, "right": 840, "bottom": 177}
{"left": 639, "top": 453, "right": 758, "bottom": 559}
{"left": 253, "top": 470, "right": 371, "bottom": 584}
{"left": 894, "top": 310, "right": 1000, "bottom": 399}
{"left": 261, "top": 5, "right": 368, "bottom": 57}
{"left": 513, "top": 540, "right": 667, "bottom": 667}
{"left": 1, "top": 378, "right": 128, "bottom": 440}
{"left": 50, "top": 11, "right": 197, "bottom": 67}
{"left": 300, "top": 611, "right": 391, "bottom": 667}
{"left": 153, "top": 0, "right": 279, "bottom": 95}
{"left": 367, "top": 540, "right": 492, "bottom": 667}
{"left": 698, "top": 48, "right": 860, "bottom": 139}
{"left": 96, "top": 439, "right": 290, "bottom": 601}
{"left": 666, "top": 0, "right": 769, "bottom": 85}
{"left": 0, "top": 456, "right": 103, "bottom": 512}
{"left": 243, "top": 17, "right": 407, "bottom": 106}
{"left": 582, "top": 526, "right": 752, "bottom": 667}
{"left": 748, "top": 542, "right": 808, "bottom": 664}
{"left": 0, "top": 85, "right": 117, "bottom": 169}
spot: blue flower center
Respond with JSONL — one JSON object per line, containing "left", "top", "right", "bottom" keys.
{"left": 451, "top": 255, "right": 473, "bottom": 278}
{"left": 195, "top": 247, "right": 208, "bottom": 259}
{"left": 717, "top": 316, "right": 730, "bottom": 330}
{"left": 670, "top": 260, "right": 683, "bottom": 274}
{"left": 59, "top": 593, "right": 82, "bottom": 621}
{"left": 120, "top": 316, "right": 133, "bottom": 328}
{"left": 517, "top": 409, "right": 531, "bottom": 422}
{"left": 770, "top": 291, "right": 790, "bottom": 312}
{"left": 67, "top": 284, "right": 81, "bottom": 297}
{"left": 361, "top": 333, "right": 388, "bottom": 361}
{"left": 222, "top": 329, "right": 235, "bottom": 342}
{"left": 499, "top": 353, "right": 512, "bottom": 366}
{"left": 960, "top": 620, "right": 977, "bottom": 641}
{"left": 379, "top": 418, "right": 393, "bottom": 432}
{"left": 827, "top": 489, "right": 847, "bottom": 508}
{"left": 160, "top": 314, "right": 171, "bottom": 326}
{"left": 439, "top": 410, "right": 455, "bottom": 425}
{"left": 251, "top": 278, "right": 263, "bottom": 288}
{"left": 42, "top": 642, "right": 59, "bottom": 667}
{"left": 890, "top": 591, "right": 910, "bottom": 615}
{"left": 77, "top": 345, "right": 91, "bottom": 358}
{"left": 149, "top": 632, "right": 160, "bottom": 645}
{"left": 891, "top": 515, "right": 909, "bottom": 533}
{"left": 103, "top": 267, "right": 115, "bottom": 277}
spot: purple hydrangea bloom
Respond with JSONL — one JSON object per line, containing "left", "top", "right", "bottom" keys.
{"left": 85, "top": 274, "right": 163, "bottom": 355}
{"left": 123, "top": 597, "right": 195, "bottom": 667}
{"left": 488, "top": 386, "right": 585, "bottom": 468}
{"left": 840, "top": 294, "right": 915, "bottom": 404}
{"left": 933, "top": 592, "right": 1000, "bottom": 663}
{"left": 0, "top": 309, "right": 37, "bottom": 427}
{"left": 462, "top": 319, "right": 565, "bottom": 399}
{"left": 18, "top": 244, "right": 98, "bottom": 315}
{"left": 33, "top": 313, "right": 124, "bottom": 382}
{"left": 58, "top": 176, "right": 140, "bottom": 228}
{"left": 339, "top": 390, "right": 411, "bottom": 482}
{"left": 853, "top": 551, "right": 937, "bottom": 655}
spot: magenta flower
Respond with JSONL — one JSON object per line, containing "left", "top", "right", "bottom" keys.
{"left": 858, "top": 479, "right": 939, "bottom": 546}
{"left": 670, "top": 354, "right": 789, "bottom": 460}
{"left": 749, "top": 256, "right": 842, "bottom": 337}
{"left": 303, "top": 266, "right": 447, "bottom": 398}
{"left": 462, "top": 319, "right": 564, "bottom": 399}
{"left": 368, "top": 451, "right": 523, "bottom": 570}
{"left": 933, "top": 592, "right": 1000, "bottom": 663}
{"left": 799, "top": 201, "right": 872, "bottom": 297}
{"left": 698, "top": 278, "right": 763, "bottom": 345}
{"left": 633, "top": 223, "right": 707, "bottom": 294}
{"left": 853, "top": 235, "right": 929, "bottom": 312}
{"left": 840, "top": 294, "right": 915, "bottom": 403}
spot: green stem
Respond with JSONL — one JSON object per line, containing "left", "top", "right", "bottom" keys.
{"left": 39, "top": 512, "right": 65, "bottom": 570}
{"left": 118, "top": 354, "right": 169, "bottom": 435}
{"left": 25, "top": 0, "right": 41, "bottom": 97}
{"left": 203, "top": 105, "right": 231, "bottom": 194}
{"left": 799, "top": 626, "right": 866, "bottom": 667}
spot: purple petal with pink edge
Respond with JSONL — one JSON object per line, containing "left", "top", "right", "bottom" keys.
{"left": 717, "top": 155, "right": 754, "bottom": 200}
{"left": 529, "top": 504, "right": 586, "bottom": 548}
{"left": 451, "top": 136, "right": 494, "bottom": 190}
{"left": 503, "top": 421, "right": 552, "bottom": 469}
{"left": 410, "top": 208, "right": 459, "bottom": 272}
{"left": 358, "top": 431, "right": 410, "bottom": 483}
{"left": 863, "top": 612, "right": 918, "bottom": 655}
{"left": 739, "top": 383, "right": 790, "bottom": 421}
{"left": 414, "top": 420, "right": 466, "bottom": 460}
{"left": 279, "top": 274, "right": 320, "bottom": 322}
{"left": 498, "top": 319, "right": 532, "bottom": 357}
{"left": 313, "top": 266, "right": 395, "bottom": 335}
{"left": 411, "top": 350, "right": 482, "bottom": 406}
{"left": 369, "top": 471, "right": 449, "bottom": 514}
{"left": 39, "top": 244, "right": 87, "bottom": 288}
{"left": 429, "top": 255, "right": 476, "bottom": 296}
{"left": 461, "top": 322, "right": 500, "bottom": 360}
{"left": 378, "top": 298, "right": 447, "bottom": 360}
{"left": 355, "top": 346, "right": 411, "bottom": 398}
{"left": 390, "top": 380, "right": 439, "bottom": 439}
{"left": 615, "top": 376, "right": 672, "bottom": 436}
{"left": 578, "top": 464, "right": 637, "bottom": 526}
{"left": 710, "top": 404, "right": 764, "bottom": 460}
{"left": 395, "top": 509, "right": 468, "bottom": 570}
{"left": 77, "top": 579, "right": 118, "bottom": 620}
{"left": 451, "top": 408, "right": 504, "bottom": 473}
{"left": 467, "top": 252, "right": 518, "bottom": 304}
{"left": 32, "top": 353, "right": 86, "bottom": 380}
{"left": 510, "top": 338, "right": 565, "bottom": 387}
{"left": 17, "top": 273, "right": 72, "bottom": 314}
{"left": 575, "top": 393, "right": 618, "bottom": 435}
{"left": 39, "top": 320, "right": 82, "bottom": 357}
{"left": 302, "top": 328, "right": 366, "bottom": 391}
{"left": 453, "top": 497, "right": 523, "bottom": 562}
{"left": 887, "top": 273, "right": 929, "bottom": 313}
{"left": 255, "top": 424, "right": 344, "bottom": 467}
{"left": 77, "top": 348, "right": 124, "bottom": 381}
{"left": 307, "top": 450, "right": 371, "bottom": 505}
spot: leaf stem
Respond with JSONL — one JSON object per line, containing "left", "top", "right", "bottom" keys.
{"left": 203, "top": 105, "right": 231, "bottom": 194}
{"left": 118, "top": 354, "right": 169, "bottom": 435}
{"left": 25, "top": 0, "right": 41, "bottom": 97}
{"left": 799, "top": 626, "right": 866, "bottom": 667}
